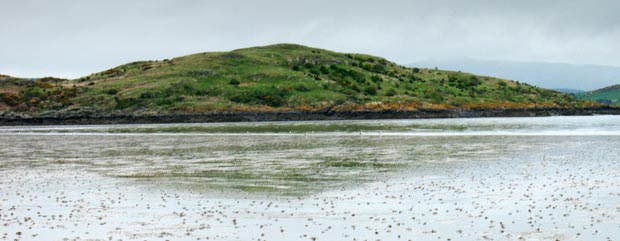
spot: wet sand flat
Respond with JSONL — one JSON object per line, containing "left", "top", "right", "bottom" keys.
{"left": 1, "top": 116, "right": 620, "bottom": 240}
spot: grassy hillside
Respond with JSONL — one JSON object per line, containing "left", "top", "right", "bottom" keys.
{"left": 576, "top": 85, "right": 620, "bottom": 105}
{"left": 0, "top": 44, "right": 587, "bottom": 116}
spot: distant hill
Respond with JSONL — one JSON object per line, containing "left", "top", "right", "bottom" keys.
{"left": 552, "top": 88, "right": 585, "bottom": 94}
{"left": 576, "top": 85, "right": 620, "bottom": 105}
{"left": 410, "top": 59, "right": 620, "bottom": 91}
{"left": 0, "top": 44, "right": 605, "bottom": 124}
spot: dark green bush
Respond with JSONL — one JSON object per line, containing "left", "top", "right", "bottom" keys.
{"left": 229, "top": 87, "right": 291, "bottom": 107}
{"left": 229, "top": 78, "right": 240, "bottom": 86}
{"left": 295, "top": 84, "right": 310, "bottom": 92}
{"left": 320, "top": 65, "right": 330, "bottom": 74}
{"left": 364, "top": 86, "right": 378, "bottom": 95}
{"left": 114, "top": 97, "right": 140, "bottom": 109}
{"left": 372, "top": 63, "right": 387, "bottom": 74}
{"left": 371, "top": 75, "right": 382, "bottom": 83}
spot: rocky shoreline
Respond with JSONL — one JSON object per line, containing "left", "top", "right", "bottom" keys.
{"left": 1, "top": 106, "right": 619, "bottom": 126}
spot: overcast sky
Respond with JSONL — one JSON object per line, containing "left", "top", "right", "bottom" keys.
{"left": 1, "top": 0, "right": 619, "bottom": 78}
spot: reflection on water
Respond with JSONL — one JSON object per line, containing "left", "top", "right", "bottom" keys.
{"left": 0, "top": 134, "right": 515, "bottom": 195}
{"left": 1, "top": 116, "right": 620, "bottom": 240}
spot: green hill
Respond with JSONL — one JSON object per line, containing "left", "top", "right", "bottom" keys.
{"left": 576, "top": 85, "right": 620, "bottom": 105}
{"left": 0, "top": 44, "right": 596, "bottom": 121}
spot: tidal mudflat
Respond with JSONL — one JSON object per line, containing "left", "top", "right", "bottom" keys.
{"left": 1, "top": 116, "right": 620, "bottom": 240}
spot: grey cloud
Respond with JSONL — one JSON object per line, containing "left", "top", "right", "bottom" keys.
{"left": 1, "top": 0, "right": 619, "bottom": 79}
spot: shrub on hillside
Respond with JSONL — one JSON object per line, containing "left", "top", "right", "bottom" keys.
{"left": 229, "top": 87, "right": 291, "bottom": 107}
{"left": 229, "top": 78, "right": 240, "bottom": 86}
{"left": 0, "top": 93, "right": 21, "bottom": 106}
{"left": 295, "top": 84, "right": 310, "bottom": 92}
{"left": 364, "top": 86, "right": 378, "bottom": 95}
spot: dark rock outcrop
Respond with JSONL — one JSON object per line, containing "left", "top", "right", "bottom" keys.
{"left": 1, "top": 106, "right": 619, "bottom": 126}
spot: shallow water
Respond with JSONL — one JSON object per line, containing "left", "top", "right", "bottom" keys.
{"left": 1, "top": 116, "right": 620, "bottom": 240}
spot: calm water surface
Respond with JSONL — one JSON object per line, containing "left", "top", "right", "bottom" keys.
{"left": 1, "top": 116, "right": 619, "bottom": 240}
